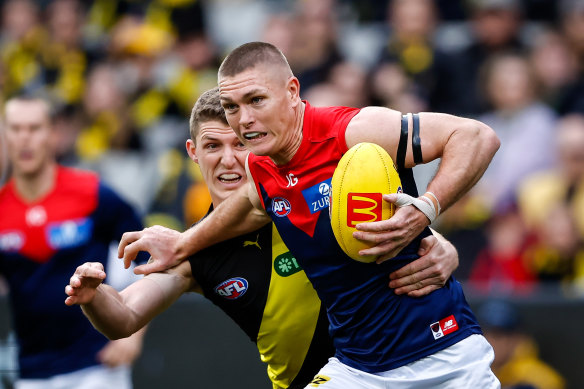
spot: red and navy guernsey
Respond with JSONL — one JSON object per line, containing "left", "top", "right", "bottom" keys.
{"left": 0, "top": 166, "right": 146, "bottom": 379}
{"left": 247, "top": 101, "right": 482, "bottom": 373}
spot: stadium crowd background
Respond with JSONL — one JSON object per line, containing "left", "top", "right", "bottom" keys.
{"left": 1, "top": 0, "right": 584, "bottom": 388}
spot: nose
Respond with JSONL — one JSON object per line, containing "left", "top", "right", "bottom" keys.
{"left": 239, "top": 106, "right": 254, "bottom": 128}
{"left": 221, "top": 145, "right": 236, "bottom": 168}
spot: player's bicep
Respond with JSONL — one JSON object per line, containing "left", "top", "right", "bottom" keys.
{"left": 412, "top": 112, "right": 469, "bottom": 163}
{"left": 345, "top": 106, "right": 403, "bottom": 162}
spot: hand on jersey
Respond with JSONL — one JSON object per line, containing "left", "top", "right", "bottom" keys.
{"left": 353, "top": 193, "right": 431, "bottom": 263}
{"left": 64, "top": 262, "right": 106, "bottom": 305}
{"left": 388, "top": 234, "right": 458, "bottom": 297}
{"left": 118, "top": 225, "right": 182, "bottom": 275}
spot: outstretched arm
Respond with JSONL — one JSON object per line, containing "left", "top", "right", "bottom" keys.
{"left": 346, "top": 109, "right": 500, "bottom": 261}
{"left": 119, "top": 168, "right": 271, "bottom": 275}
{"left": 65, "top": 261, "right": 195, "bottom": 339}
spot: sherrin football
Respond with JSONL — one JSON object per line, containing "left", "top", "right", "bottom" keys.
{"left": 330, "top": 142, "right": 402, "bottom": 263}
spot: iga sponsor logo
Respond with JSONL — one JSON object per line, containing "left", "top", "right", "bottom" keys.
{"left": 302, "top": 178, "right": 332, "bottom": 214}
{"left": 214, "top": 277, "right": 249, "bottom": 299}
{"left": 430, "top": 315, "right": 459, "bottom": 340}
{"left": 272, "top": 197, "right": 291, "bottom": 217}
{"left": 347, "top": 193, "right": 382, "bottom": 227}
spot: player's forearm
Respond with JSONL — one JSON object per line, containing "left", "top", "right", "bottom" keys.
{"left": 426, "top": 120, "right": 499, "bottom": 212}
{"left": 176, "top": 187, "right": 269, "bottom": 260}
{"left": 82, "top": 277, "right": 176, "bottom": 339}
{"left": 81, "top": 283, "right": 142, "bottom": 339}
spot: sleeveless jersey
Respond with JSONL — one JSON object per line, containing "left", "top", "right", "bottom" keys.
{"left": 0, "top": 166, "right": 145, "bottom": 379}
{"left": 247, "top": 102, "right": 482, "bottom": 373}
{"left": 189, "top": 210, "right": 334, "bottom": 389}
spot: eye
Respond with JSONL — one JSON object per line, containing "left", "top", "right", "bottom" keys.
{"left": 251, "top": 96, "right": 263, "bottom": 104}
{"left": 223, "top": 103, "right": 237, "bottom": 113}
{"left": 204, "top": 143, "right": 218, "bottom": 150}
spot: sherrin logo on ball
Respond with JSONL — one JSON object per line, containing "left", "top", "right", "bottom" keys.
{"left": 330, "top": 142, "right": 402, "bottom": 263}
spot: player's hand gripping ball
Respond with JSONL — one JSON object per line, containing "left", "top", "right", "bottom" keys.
{"left": 330, "top": 143, "right": 402, "bottom": 263}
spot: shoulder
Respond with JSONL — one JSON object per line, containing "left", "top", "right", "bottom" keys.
{"left": 305, "top": 102, "right": 361, "bottom": 138}
{"left": 56, "top": 166, "right": 100, "bottom": 198}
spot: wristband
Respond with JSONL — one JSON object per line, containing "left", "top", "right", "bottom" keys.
{"left": 394, "top": 193, "right": 438, "bottom": 223}
{"left": 423, "top": 191, "right": 441, "bottom": 216}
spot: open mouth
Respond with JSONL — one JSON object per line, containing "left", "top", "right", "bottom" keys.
{"left": 218, "top": 173, "right": 242, "bottom": 183}
{"left": 243, "top": 132, "right": 267, "bottom": 141}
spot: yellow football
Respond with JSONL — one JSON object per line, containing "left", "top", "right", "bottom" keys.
{"left": 330, "top": 142, "right": 402, "bottom": 263}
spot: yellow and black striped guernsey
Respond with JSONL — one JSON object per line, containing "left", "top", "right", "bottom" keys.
{"left": 188, "top": 213, "right": 333, "bottom": 389}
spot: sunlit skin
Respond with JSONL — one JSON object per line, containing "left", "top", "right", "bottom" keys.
{"left": 4, "top": 99, "right": 57, "bottom": 201}
{"left": 186, "top": 120, "right": 249, "bottom": 206}
{"left": 218, "top": 64, "right": 304, "bottom": 166}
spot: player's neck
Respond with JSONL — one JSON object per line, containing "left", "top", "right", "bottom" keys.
{"left": 13, "top": 162, "right": 57, "bottom": 202}
{"left": 270, "top": 102, "right": 305, "bottom": 166}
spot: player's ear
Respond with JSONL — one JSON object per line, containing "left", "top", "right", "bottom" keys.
{"left": 287, "top": 76, "right": 300, "bottom": 106}
{"left": 186, "top": 139, "right": 198, "bottom": 164}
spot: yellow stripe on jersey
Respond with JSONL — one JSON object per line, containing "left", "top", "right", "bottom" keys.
{"left": 257, "top": 225, "right": 323, "bottom": 389}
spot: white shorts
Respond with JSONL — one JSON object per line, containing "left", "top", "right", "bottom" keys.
{"left": 15, "top": 364, "right": 132, "bottom": 389}
{"left": 305, "top": 334, "right": 500, "bottom": 389}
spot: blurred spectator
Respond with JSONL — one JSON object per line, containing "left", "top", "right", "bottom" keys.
{"left": 529, "top": 28, "right": 579, "bottom": 112}
{"left": 450, "top": 52, "right": 556, "bottom": 278}
{"left": 477, "top": 300, "right": 566, "bottom": 389}
{"left": 286, "top": 0, "right": 343, "bottom": 91}
{"left": 476, "top": 52, "right": 556, "bottom": 210}
{"left": 469, "top": 202, "right": 537, "bottom": 294}
{"left": 261, "top": 12, "right": 295, "bottom": 58}
{"left": 438, "top": 0, "right": 527, "bottom": 115}
{"left": 369, "top": 61, "right": 428, "bottom": 115}
{"left": 518, "top": 114, "right": 584, "bottom": 292}
{"left": 376, "top": 0, "right": 448, "bottom": 110}
{"left": 556, "top": 0, "right": 584, "bottom": 115}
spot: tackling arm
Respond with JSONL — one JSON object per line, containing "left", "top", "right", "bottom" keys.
{"left": 65, "top": 261, "right": 195, "bottom": 339}
{"left": 119, "top": 165, "right": 271, "bottom": 275}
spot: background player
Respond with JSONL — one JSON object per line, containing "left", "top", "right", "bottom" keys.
{"left": 65, "top": 87, "right": 461, "bottom": 389}
{"left": 0, "top": 96, "right": 147, "bottom": 389}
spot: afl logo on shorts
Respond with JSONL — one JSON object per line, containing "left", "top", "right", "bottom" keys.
{"left": 272, "top": 197, "right": 291, "bottom": 217}
{"left": 214, "top": 277, "right": 249, "bottom": 300}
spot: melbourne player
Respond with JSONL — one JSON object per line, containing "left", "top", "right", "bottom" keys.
{"left": 0, "top": 96, "right": 146, "bottom": 389}
{"left": 118, "top": 42, "right": 501, "bottom": 388}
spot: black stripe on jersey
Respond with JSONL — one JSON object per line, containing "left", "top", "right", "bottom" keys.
{"left": 288, "top": 304, "right": 335, "bottom": 388}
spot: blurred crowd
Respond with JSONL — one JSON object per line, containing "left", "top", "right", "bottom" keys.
{"left": 1, "top": 0, "right": 584, "bottom": 298}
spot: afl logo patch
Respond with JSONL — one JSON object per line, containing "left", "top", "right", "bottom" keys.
{"left": 214, "top": 277, "right": 249, "bottom": 300}
{"left": 272, "top": 197, "right": 291, "bottom": 217}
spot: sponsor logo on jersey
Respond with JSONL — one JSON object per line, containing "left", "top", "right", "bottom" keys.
{"left": 430, "top": 314, "right": 459, "bottom": 340}
{"left": 302, "top": 178, "right": 332, "bottom": 214}
{"left": 272, "top": 197, "right": 292, "bottom": 217}
{"left": 347, "top": 193, "right": 382, "bottom": 227}
{"left": 0, "top": 231, "right": 24, "bottom": 252}
{"left": 214, "top": 277, "right": 249, "bottom": 299}
{"left": 286, "top": 173, "right": 298, "bottom": 187}
{"left": 274, "top": 252, "right": 302, "bottom": 277}
{"left": 243, "top": 234, "right": 261, "bottom": 250}
{"left": 47, "top": 218, "right": 93, "bottom": 250}
{"left": 309, "top": 375, "right": 331, "bottom": 387}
